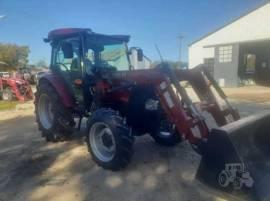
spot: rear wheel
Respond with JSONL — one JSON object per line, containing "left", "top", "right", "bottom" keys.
{"left": 2, "top": 88, "right": 13, "bottom": 101}
{"left": 86, "top": 108, "right": 134, "bottom": 171}
{"left": 35, "top": 81, "right": 74, "bottom": 142}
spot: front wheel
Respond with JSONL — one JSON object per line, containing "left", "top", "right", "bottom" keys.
{"left": 218, "top": 171, "right": 230, "bottom": 187}
{"left": 86, "top": 109, "right": 134, "bottom": 171}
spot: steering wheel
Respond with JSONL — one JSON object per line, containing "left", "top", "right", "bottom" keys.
{"left": 56, "top": 62, "right": 70, "bottom": 72}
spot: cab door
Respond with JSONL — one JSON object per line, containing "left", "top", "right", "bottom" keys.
{"left": 52, "top": 36, "right": 84, "bottom": 101}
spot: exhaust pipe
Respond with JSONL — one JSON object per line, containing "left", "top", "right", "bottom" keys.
{"left": 197, "top": 111, "right": 270, "bottom": 201}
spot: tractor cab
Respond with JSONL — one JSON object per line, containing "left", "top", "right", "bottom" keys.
{"left": 45, "top": 28, "right": 134, "bottom": 74}
{"left": 44, "top": 28, "right": 141, "bottom": 103}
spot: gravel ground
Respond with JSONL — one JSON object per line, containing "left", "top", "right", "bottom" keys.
{"left": 0, "top": 86, "right": 270, "bottom": 201}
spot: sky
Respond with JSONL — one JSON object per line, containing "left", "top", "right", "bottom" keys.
{"left": 0, "top": 0, "right": 267, "bottom": 65}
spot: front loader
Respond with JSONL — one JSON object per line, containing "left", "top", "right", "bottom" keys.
{"left": 35, "top": 28, "right": 270, "bottom": 201}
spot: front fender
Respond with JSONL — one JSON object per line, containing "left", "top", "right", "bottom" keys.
{"left": 39, "top": 73, "right": 75, "bottom": 108}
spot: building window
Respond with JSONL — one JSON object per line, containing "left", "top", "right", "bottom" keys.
{"left": 204, "top": 58, "right": 214, "bottom": 75}
{"left": 219, "top": 45, "right": 232, "bottom": 63}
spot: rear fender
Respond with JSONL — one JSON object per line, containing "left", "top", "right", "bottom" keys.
{"left": 39, "top": 73, "right": 75, "bottom": 107}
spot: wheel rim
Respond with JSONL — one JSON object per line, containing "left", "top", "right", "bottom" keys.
{"left": 2, "top": 90, "right": 12, "bottom": 101}
{"left": 219, "top": 174, "right": 226, "bottom": 186}
{"left": 218, "top": 172, "right": 229, "bottom": 187}
{"left": 89, "top": 122, "right": 116, "bottom": 162}
{"left": 158, "top": 120, "right": 174, "bottom": 138}
{"left": 159, "top": 131, "right": 172, "bottom": 137}
{"left": 2, "top": 92, "right": 9, "bottom": 100}
{"left": 38, "top": 94, "right": 54, "bottom": 129}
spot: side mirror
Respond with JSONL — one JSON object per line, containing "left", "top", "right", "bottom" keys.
{"left": 137, "top": 48, "right": 143, "bottom": 62}
{"left": 61, "top": 42, "right": 73, "bottom": 59}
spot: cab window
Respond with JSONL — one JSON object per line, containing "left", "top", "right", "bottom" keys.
{"left": 54, "top": 38, "right": 81, "bottom": 73}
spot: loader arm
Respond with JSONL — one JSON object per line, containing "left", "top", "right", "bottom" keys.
{"left": 153, "top": 64, "right": 242, "bottom": 145}
{"left": 175, "top": 67, "right": 240, "bottom": 125}
{"left": 154, "top": 70, "right": 209, "bottom": 144}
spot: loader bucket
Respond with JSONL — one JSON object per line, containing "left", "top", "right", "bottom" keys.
{"left": 197, "top": 111, "right": 270, "bottom": 201}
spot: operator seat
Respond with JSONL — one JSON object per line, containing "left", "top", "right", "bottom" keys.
{"left": 83, "top": 58, "right": 96, "bottom": 111}
{"left": 70, "top": 58, "right": 81, "bottom": 80}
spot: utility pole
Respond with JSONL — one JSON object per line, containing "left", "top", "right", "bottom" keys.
{"left": 178, "top": 35, "right": 184, "bottom": 69}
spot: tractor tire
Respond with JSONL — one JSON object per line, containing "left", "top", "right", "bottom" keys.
{"left": 86, "top": 108, "right": 134, "bottom": 171}
{"left": 2, "top": 88, "right": 13, "bottom": 101}
{"left": 35, "top": 81, "right": 74, "bottom": 142}
{"left": 151, "top": 120, "right": 182, "bottom": 147}
{"left": 218, "top": 171, "right": 230, "bottom": 187}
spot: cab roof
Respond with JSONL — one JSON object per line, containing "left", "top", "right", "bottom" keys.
{"left": 45, "top": 28, "right": 130, "bottom": 43}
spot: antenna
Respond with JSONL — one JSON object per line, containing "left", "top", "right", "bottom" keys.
{"left": 155, "top": 44, "right": 164, "bottom": 62}
{"left": 178, "top": 35, "right": 184, "bottom": 69}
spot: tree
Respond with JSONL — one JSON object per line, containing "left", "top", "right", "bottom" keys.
{"left": 36, "top": 59, "right": 48, "bottom": 68}
{"left": 0, "top": 43, "right": 30, "bottom": 70}
{"left": 17, "top": 46, "right": 30, "bottom": 68}
{"left": 151, "top": 60, "right": 188, "bottom": 69}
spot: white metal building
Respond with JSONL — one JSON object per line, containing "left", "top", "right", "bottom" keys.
{"left": 129, "top": 47, "right": 151, "bottom": 69}
{"left": 189, "top": 2, "right": 270, "bottom": 87}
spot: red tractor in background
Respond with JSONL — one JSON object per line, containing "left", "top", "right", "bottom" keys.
{"left": 35, "top": 28, "right": 270, "bottom": 201}
{"left": 0, "top": 73, "right": 33, "bottom": 101}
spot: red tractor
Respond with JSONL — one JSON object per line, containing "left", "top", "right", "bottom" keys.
{"left": 0, "top": 74, "right": 33, "bottom": 101}
{"left": 35, "top": 28, "right": 270, "bottom": 201}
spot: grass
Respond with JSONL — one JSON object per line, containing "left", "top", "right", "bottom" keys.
{"left": 0, "top": 101, "right": 18, "bottom": 111}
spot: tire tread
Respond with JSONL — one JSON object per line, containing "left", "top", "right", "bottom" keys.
{"left": 86, "top": 108, "right": 134, "bottom": 171}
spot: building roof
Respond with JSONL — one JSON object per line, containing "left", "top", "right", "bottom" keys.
{"left": 190, "top": 1, "right": 270, "bottom": 46}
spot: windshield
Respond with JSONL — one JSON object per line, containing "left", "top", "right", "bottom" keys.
{"left": 101, "top": 43, "right": 129, "bottom": 70}
{"left": 85, "top": 37, "right": 130, "bottom": 71}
